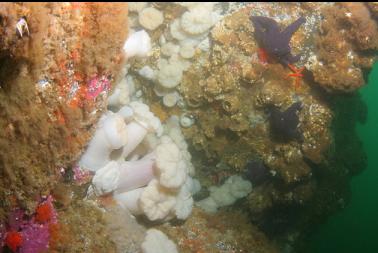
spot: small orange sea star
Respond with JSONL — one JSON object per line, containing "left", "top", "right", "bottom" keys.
{"left": 287, "top": 64, "right": 305, "bottom": 90}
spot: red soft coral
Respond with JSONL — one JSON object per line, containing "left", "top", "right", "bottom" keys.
{"left": 35, "top": 202, "right": 52, "bottom": 224}
{"left": 5, "top": 231, "right": 23, "bottom": 252}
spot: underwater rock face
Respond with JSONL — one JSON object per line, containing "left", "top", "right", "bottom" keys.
{"left": 268, "top": 101, "right": 302, "bottom": 141}
{"left": 124, "top": 3, "right": 363, "bottom": 251}
{"left": 244, "top": 159, "right": 271, "bottom": 186}
{"left": 0, "top": 2, "right": 374, "bottom": 253}
{"left": 367, "top": 2, "right": 378, "bottom": 18}
{"left": 0, "top": 2, "right": 128, "bottom": 251}
{"left": 178, "top": 3, "right": 333, "bottom": 185}
{"left": 310, "top": 3, "right": 378, "bottom": 92}
{"left": 158, "top": 208, "right": 279, "bottom": 253}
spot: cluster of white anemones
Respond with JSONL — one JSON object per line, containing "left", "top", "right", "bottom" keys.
{"left": 80, "top": 100, "right": 199, "bottom": 222}
{"left": 127, "top": 2, "right": 221, "bottom": 110}
{"left": 78, "top": 28, "right": 202, "bottom": 224}
{"left": 196, "top": 175, "right": 252, "bottom": 213}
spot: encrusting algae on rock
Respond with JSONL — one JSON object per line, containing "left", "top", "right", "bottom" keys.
{"left": 0, "top": 2, "right": 376, "bottom": 253}
{"left": 0, "top": 2, "right": 129, "bottom": 252}
{"left": 123, "top": 2, "right": 374, "bottom": 252}
{"left": 310, "top": 3, "right": 378, "bottom": 92}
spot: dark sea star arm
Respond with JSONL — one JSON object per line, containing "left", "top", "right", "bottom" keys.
{"left": 284, "top": 54, "right": 301, "bottom": 65}
{"left": 286, "top": 102, "right": 302, "bottom": 115}
{"left": 281, "top": 17, "right": 306, "bottom": 43}
{"left": 250, "top": 16, "right": 279, "bottom": 29}
{"left": 250, "top": 16, "right": 280, "bottom": 39}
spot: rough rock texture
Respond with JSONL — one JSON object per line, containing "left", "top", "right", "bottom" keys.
{"left": 149, "top": 3, "right": 369, "bottom": 252}
{"left": 180, "top": 4, "right": 333, "bottom": 190}
{"left": 0, "top": 2, "right": 128, "bottom": 251}
{"left": 49, "top": 199, "right": 116, "bottom": 253}
{"left": 311, "top": 3, "right": 378, "bottom": 92}
{"left": 367, "top": 2, "right": 378, "bottom": 19}
{"left": 104, "top": 205, "right": 147, "bottom": 253}
{"left": 159, "top": 208, "right": 279, "bottom": 253}
{"left": 119, "top": 2, "right": 375, "bottom": 252}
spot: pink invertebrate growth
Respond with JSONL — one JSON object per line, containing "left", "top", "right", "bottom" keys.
{"left": 86, "top": 75, "right": 111, "bottom": 100}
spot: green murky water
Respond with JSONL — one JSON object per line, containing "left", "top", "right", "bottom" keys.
{"left": 310, "top": 63, "right": 378, "bottom": 252}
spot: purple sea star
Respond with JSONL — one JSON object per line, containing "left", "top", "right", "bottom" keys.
{"left": 250, "top": 16, "right": 306, "bottom": 65}
{"left": 269, "top": 102, "right": 303, "bottom": 141}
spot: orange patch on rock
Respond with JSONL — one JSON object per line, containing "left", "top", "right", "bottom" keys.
{"left": 35, "top": 202, "right": 53, "bottom": 223}
{"left": 5, "top": 231, "right": 23, "bottom": 252}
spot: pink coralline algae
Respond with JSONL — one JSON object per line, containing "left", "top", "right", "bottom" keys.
{"left": 0, "top": 196, "right": 58, "bottom": 253}
{"left": 86, "top": 75, "right": 111, "bottom": 100}
{"left": 0, "top": 223, "right": 6, "bottom": 252}
{"left": 72, "top": 164, "right": 93, "bottom": 185}
{"left": 19, "top": 224, "right": 49, "bottom": 253}
{"left": 8, "top": 209, "right": 25, "bottom": 231}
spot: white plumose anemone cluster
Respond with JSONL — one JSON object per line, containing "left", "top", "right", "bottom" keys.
{"left": 128, "top": 3, "right": 147, "bottom": 13}
{"left": 162, "top": 91, "right": 180, "bottom": 108}
{"left": 79, "top": 101, "right": 162, "bottom": 172}
{"left": 154, "top": 3, "right": 220, "bottom": 104}
{"left": 107, "top": 76, "right": 135, "bottom": 108}
{"left": 141, "top": 229, "right": 178, "bottom": 253}
{"left": 161, "top": 42, "right": 180, "bottom": 57}
{"left": 157, "top": 64, "right": 183, "bottom": 89}
{"left": 180, "top": 7, "right": 218, "bottom": 35}
{"left": 79, "top": 113, "right": 128, "bottom": 171}
{"left": 113, "top": 134, "right": 196, "bottom": 221}
{"left": 123, "top": 30, "right": 151, "bottom": 59}
{"left": 80, "top": 101, "right": 196, "bottom": 221}
{"left": 127, "top": 3, "right": 222, "bottom": 109}
{"left": 196, "top": 175, "right": 252, "bottom": 213}
{"left": 138, "top": 7, "right": 164, "bottom": 31}
{"left": 138, "top": 66, "right": 156, "bottom": 81}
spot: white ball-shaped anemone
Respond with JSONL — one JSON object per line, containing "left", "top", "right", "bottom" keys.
{"left": 179, "top": 42, "right": 196, "bottom": 59}
{"left": 119, "top": 101, "right": 163, "bottom": 159}
{"left": 155, "top": 138, "right": 187, "bottom": 189}
{"left": 180, "top": 8, "right": 214, "bottom": 35}
{"left": 141, "top": 229, "right": 178, "bottom": 253}
{"left": 157, "top": 64, "right": 183, "bottom": 89}
{"left": 139, "top": 179, "right": 177, "bottom": 221}
{"left": 138, "top": 7, "right": 164, "bottom": 30}
{"left": 178, "top": 2, "right": 215, "bottom": 11}
{"left": 169, "top": 54, "right": 191, "bottom": 71}
{"left": 174, "top": 178, "right": 194, "bottom": 220}
{"left": 92, "top": 161, "right": 120, "bottom": 195}
{"left": 161, "top": 42, "right": 180, "bottom": 57}
{"left": 153, "top": 84, "right": 171, "bottom": 97}
{"left": 128, "top": 2, "right": 147, "bottom": 13}
{"left": 170, "top": 19, "right": 187, "bottom": 41}
{"left": 196, "top": 174, "right": 252, "bottom": 213}
{"left": 180, "top": 113, "right": 195, "bottom": 128}
{"left": 107, "top": 77, "right": 131, "bottom": 108}
{"left": 123, "top": 30, "right": 151, "bottom": 58}
{"left": 177, "top": 2, "right": 201, "bottom": 10}
{"left": 162, "top": 92, "right": 180, "bottom": 108}
{"left": 138, "top": 66, "right": 156, "bottom": 81}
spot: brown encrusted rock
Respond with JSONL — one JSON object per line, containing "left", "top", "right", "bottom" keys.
{"left": 179, "top": 4, "right": 333, "bottom": 183}
{"left": 159, "top": 208, "right": 279, "bottom": 253}
{"left": 367, "top": 2, "right": 378, "bottom": 18}
{"left": 247, "top": 180, "right": 316, "bottom": 217}
{"left": 311, "top": 3, "right": 377, "bottom": 92}
{"left": 49, "top": 200, "right": 117, "bottom": 253}
{"left": 0, "top": 1, "right": 128, "bottom": 224}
